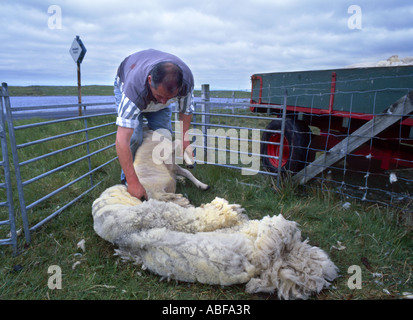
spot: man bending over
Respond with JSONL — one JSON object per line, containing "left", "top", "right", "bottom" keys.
{"left": 114, "top": 49, "right": 194, "bottom": 200}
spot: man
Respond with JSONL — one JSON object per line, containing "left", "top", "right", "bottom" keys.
{"left": 114, "top": 49, "right": 194, "bottom": 200}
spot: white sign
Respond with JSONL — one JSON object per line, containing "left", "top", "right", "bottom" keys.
{"left": 69, "top": 36, "right": 87, "bottom": 64}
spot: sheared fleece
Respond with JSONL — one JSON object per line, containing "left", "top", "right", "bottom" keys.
{"left": 92, "top": 130, "right": 338, "bottom": 300}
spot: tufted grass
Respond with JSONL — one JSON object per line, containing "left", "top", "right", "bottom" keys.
{"left": 0, "top": 116, "right": 412, "bottom": 301}
{"left": 1, "top": 162, "right": 412, "bottom": 301}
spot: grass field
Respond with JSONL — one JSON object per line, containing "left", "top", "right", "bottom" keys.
{"left": 7, "top": 85, "right": 252, "bottom": 99}
{"left": 0, "top": 108, "right": 412, "bottom": 301}
{"left": 1, "top": 163, "right": 411, "bottom": 300}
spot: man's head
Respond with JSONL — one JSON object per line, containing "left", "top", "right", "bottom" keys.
{"left": 148, "top": 62, "right": 183, "bottom": 104}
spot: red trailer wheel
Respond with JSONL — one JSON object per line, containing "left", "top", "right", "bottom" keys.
{"left": 261, "top": 118, "right": 311, "bottom": 173}
{"left": 267, "top": 133, "right": 290, "bottom": 168}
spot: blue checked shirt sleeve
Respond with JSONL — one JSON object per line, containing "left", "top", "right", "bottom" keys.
{"left": 178, "top": 90, "right": 194, "bottom": 115}
{"left": 116, "top": 93, "right": 141, "bottom": 128}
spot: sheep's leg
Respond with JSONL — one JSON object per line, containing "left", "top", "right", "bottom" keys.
{"left": 175, "top": 165, "right": 210, "bottom": 190}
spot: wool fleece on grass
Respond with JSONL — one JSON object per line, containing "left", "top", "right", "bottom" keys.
{"left": 92, "top": 130, "right": 338, "bottom": 300}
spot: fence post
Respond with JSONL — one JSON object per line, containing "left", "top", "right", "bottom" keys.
{"left": 276, "top": 90, "right": 288, "bottom": 187}
{"left": 2, "top": 83, "right": 31, "bottom": 245}
{"left": 201, "top": 84, "right": 210, "bottom": 157}
{"left": 0, "top": 83, "right": 19, "bottom": 255}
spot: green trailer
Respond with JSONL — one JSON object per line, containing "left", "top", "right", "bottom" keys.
{"left": 250, "top": 66, "right": 413, "bottom": 179}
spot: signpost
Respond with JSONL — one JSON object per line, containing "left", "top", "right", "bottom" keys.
{"left": 69, "top": 36, "right": 87, "bottom": 116}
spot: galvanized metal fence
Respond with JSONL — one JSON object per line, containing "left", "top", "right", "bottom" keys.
{"left": 173, "top": 84, "right": 287, "bottom": 184}
{"left": 2, "top": 75, "right": 411, "bottom": 254}
{"left": 247, "top": 67, "right": 413, "bottom": 214}
{"left": 0, "top": 82, "right": 287, "bottom": 254}
{"left": 0, "top": 82, "right": 118, "bottom": 254}
{"left": 179, "top": 83, "right": 412, "bottom": 214}
{"left": 1, "top": 83, "right": 18, "bottom": 255}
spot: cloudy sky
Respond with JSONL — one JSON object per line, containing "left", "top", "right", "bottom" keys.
{"left": 0, "top": 0, "right": 412, "bottom": 90}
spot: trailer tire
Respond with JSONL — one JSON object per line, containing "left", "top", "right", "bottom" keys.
{"left": 261, "top": 118, "right": 311, "bottom": 174}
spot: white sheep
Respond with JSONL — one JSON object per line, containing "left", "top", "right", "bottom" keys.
{"left": 92, "top": 129, "right": 338, "bottom": 299}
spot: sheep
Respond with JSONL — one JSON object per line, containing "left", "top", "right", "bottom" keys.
{"left": 92, "top": 129, "right": 338, "bottom": 300}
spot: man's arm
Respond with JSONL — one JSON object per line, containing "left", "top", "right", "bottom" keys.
{"left": 115, "top": 126, "right": 148, "bottom": 200}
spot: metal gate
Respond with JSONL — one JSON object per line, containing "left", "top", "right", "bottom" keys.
{"left": 0, "top": 82, "right": 118, "bottom": 254}
{"left": 1, "top": 82, "right": 287, "bottom": 255}
{"left": 0, "top": 83, "right": 18, "bottom": 255}
{"left": 174, "top": 84, "right": 287, "bottom": 184}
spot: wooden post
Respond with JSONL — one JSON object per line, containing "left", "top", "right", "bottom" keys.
{"left": 77, "top": 61, "right": 82, "bottom": 116}
{"left": 293, "top": 91, "right": 413, "bottom": 185}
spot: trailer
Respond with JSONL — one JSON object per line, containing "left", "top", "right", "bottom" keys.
{"left": 250, "top": 66, "right": 413, "bottom": 183}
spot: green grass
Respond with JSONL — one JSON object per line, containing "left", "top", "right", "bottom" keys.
{"left": 7, "top": 85, "right": 251, "bottom": 99}
{"left": 8, "top": 85, "right": 115, "bottom": 96}
{"left": 1, "top": 165, "right": 411, "bottom": 300}
{"left": 0, "top": 114, "right": 412, "bottom": 300}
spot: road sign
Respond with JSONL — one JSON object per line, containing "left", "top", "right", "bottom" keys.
{"left": 69, "top": 36, "right": 86, "bottom": 115}
{"left": 69, "top": 35, "right": 87, "bottom": 64}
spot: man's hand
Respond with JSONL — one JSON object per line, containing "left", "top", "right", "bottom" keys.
{"left": 127, "top": 181, "right": 148, "bottom": 201}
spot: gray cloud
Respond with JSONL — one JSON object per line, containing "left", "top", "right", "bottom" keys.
{"left": 0, "top": 0, "right": 412, "bottom": 90}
